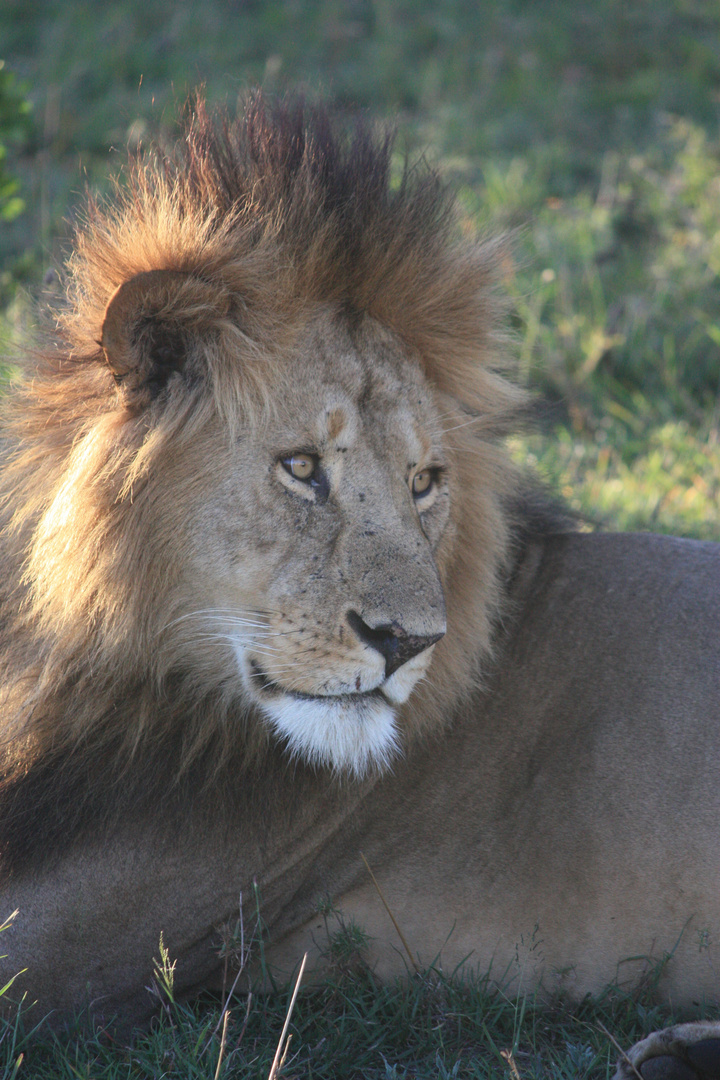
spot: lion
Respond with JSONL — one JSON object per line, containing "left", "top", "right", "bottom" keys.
{"left": 0, "top": 94, "right": 718, "bottom": 1078}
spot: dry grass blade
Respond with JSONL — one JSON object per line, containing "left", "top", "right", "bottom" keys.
{"left": 206, "top": 958, "right": 246, "bottom": 1050}
{"left": 203, "top": 892, "right": 250, "bottom": 1057}
{"left": 596, "top": 1020, "right": 644, "bottom": 1080}
{"left": 213, "top": 1009, "right": 230, "bottom": 1080}
{"left": 360, "top": 852, "right": 420, "bottom": 975}
{"left": 235, "top": 990, "right": 253, "bottom": 1049}
{"left": 267, "top": 951, "right": 307, "bottom": 1080}
{"left": 500, "top": 1048, "right": 523, "bottom": 1079}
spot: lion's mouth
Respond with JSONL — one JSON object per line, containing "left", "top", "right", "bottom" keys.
{"left": 244, "top": 656, "right": 409, "bottom": 775}
{"left": 249, "top": 660, "right": 386, "bottom": 703}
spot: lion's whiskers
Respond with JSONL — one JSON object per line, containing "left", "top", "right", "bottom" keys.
{"left": 191, "top": 633, "right": 286, "bottom": 656}
{"left": 433, "top": 415, "right": 493, "bottom": 437}
{"left": 158, "top": 608, "right": 291, "bottom": 639}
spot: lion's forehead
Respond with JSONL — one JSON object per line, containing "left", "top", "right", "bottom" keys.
{"left": 302, "top": 383, "right": 433, "bottom": 464}
{"left": 272, "top": 309, "right": 439, "bottom": 461}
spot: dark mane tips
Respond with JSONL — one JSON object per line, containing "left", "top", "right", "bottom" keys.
{"left": 173, "top": 92, "right": 455, "bottom": 290}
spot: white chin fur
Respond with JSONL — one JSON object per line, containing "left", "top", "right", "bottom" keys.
{"left": 259, "top": 693, "right": 400, "bottom": 777}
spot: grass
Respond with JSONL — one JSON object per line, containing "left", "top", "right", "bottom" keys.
{"left": 0, "top": 1, "right": 719, "bottom": 1076}
{"left": 1, "top": 903, "right": 713, "bottom": 1079}
{"left": 469, "top": 114, "right": 720, "bottom": 538}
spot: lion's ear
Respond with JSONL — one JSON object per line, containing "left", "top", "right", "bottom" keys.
{"left": 101, "top": 270, "right": 213, "bottom": 406}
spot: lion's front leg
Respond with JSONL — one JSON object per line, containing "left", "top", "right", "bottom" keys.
{"left": 614, "top": 1022, "right": 720, "bottom": 1079}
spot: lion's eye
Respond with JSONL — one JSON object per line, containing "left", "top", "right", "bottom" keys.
{"left": 282, "top": 453, "right": 318, "bottom": 482}
{"left": 411, "top": 469, "right": 434, "bottom": 497}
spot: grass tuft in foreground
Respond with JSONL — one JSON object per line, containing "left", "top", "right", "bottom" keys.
{"left": 1, "top": 907, "right": 717, "bottom": 1079}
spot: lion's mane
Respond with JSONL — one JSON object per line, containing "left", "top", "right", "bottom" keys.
{"left": 0, "top": 94, "right": 537, "bottom": 870}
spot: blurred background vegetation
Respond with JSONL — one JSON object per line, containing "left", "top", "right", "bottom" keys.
{"left": 2, "top": 0, "right": 720, "bottom": 538}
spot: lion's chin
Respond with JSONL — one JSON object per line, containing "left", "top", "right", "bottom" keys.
{"left": 258, "top": 692, "right": 400, "bottom": 777}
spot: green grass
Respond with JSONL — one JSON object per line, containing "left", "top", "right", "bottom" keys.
{"left": 469, "top": 114, "right": 720, "bottom": 538}
{"left": 0, "top": 1, "right": 719, "bottom": 1076}
{"left": 2, "top": 907, "right": 715, "bottom": 1079}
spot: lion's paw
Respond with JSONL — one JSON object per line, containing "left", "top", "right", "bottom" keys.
{"left": 613, "top": 1023, "right": 720, "bottom": 1080}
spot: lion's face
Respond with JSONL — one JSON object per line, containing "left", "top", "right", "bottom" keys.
{"left": 160, "top": 308, "right": 451, "bottom": 775}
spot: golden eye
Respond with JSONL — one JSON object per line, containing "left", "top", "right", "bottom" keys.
{"left": 282, "top": 453, "right": 318, "bottom": 481}
{"left": 412, "top": 469, "right": 433, "bottom": 497}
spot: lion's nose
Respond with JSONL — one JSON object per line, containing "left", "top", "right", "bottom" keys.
{"left": 346, "top": 610, "right": 445, "bottom": 679}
